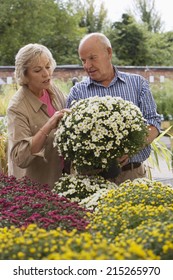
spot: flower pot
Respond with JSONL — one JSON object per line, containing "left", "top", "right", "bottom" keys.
{"left": 76, "top": 166, "right": 103, "bottom": 176}
{"left": 99, "top": 160, "right": 121, "bottom": 179}
{"left": 76, "top": 160, "right": 121, "bottom": 179}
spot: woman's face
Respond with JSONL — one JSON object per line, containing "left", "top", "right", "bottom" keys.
{"left": 25, "top": 53, "right": 53, "bottom": 97}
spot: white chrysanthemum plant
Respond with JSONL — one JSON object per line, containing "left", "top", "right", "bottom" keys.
{"left": 53, "top": 174, "right": 117, "bottom": 210}
{"left": 54, "top": 95, "right": 148, "bottom": 176}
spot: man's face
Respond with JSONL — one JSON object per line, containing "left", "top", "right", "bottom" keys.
{"left": 79, "top": 39, "right": 112, "bottom": 84}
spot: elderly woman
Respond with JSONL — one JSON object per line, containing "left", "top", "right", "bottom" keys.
{"left": 7, "top": 43, "right": 70, "bottom": 188}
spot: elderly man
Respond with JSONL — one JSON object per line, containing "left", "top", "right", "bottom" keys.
{"left": 67, "top": 32, "right": 161, "bottom": 184}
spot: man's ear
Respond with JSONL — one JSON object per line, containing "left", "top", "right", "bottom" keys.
{"left": 107, "top": 47, "right": 112, "bottom": 58}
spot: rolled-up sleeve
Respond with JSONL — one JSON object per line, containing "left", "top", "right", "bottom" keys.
{"left": 139, "top": 78, "right": 161, "bottom": 132}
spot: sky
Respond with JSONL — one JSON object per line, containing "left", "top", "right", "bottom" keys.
{"left": 95, "top": 0, "right": 173, "bottom": 32}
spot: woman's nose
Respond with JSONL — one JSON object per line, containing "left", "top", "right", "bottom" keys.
{"left": 42, "top": 68, "right": 49, "bottom": 76}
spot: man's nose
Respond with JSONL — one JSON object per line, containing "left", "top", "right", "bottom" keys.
{"left": 84, "top": 60, "right": 92, "bottom": 69}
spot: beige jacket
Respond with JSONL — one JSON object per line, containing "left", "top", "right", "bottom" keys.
{"left": 7, "top": 84, "right": 66, "bottom": 188}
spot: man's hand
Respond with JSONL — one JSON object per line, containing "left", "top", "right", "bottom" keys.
{"left": 117, "top": 154, "right": 129, "bottom": 167}
{"left": 146, "top": 125, "right": 160, "bottom": 145}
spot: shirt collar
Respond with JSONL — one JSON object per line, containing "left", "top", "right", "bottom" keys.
{"left": 23, "top": 86, "right": 47, "bottom": 112}
{"left": 114, "top": 67, "right": 126, "bottom": 83}
{"left": 86, "top": 66, "right": 126, "bottom": 87}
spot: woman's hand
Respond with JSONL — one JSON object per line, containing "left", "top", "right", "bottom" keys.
{"left": 31, "top": 108, "right": 71, "bottom": 154}
{"left": 49, "top": 109, "right": 71, "bottom": 130}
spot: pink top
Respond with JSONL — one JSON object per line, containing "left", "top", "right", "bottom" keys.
{"left": 39, "top": 89, "right": 64, "bottom": 169}
{"left": 40, "top": 89, "right": 56, "bottom": 117}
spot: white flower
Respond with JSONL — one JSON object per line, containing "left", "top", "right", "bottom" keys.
{"left": 54, "top": 96, "right": 148, "bottom": 172}
{"left": 53, "top": 174, "right": 117, "bottom": 210}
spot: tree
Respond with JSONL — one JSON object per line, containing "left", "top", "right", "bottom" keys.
{"left": 106, "top": 10, "right": 173, "bottom": 66}
{"left": 132, "top": 0, "right": 163, "bottom": 32}
{"left": 79, "top": 0, "right": 107, "bottom": 33}
{"left": 1, "top": 0, "right": 172, "bottom": 66}
{"left": 41, "top": 0, "right": 87, "bottom": 64}
{"left": 108, "top": 14, "right": 150, "bottom": 65}
{"left": 0, "top": 0, "right": 58, "bottom": 65}
{"left": 0, "top": 0, "right": 86, "bottom": 65}
{"left": 146, "top": 31, "right": 173, "bottom": 65}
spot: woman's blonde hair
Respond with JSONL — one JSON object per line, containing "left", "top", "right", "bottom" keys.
{"left": 14, "top": 43, "right": 56, "bottom": 86}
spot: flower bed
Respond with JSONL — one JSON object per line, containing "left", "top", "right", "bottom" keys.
{"left": 0, "top": 174, "right": 173, "bottom": 260}
{"left": 89, "top": 178, "right": 173, "bottom": 239}
{"left": 0, "top": 116, "right": 7, "bottom": 174}
{"left": 0, "top": 224, "right": 159, "bottom": 260}
{"left": 53, "top": 174, "right": 117, "bottom": 209}
{"left": 0, "top": 173, "right": 89, "bottom": 231}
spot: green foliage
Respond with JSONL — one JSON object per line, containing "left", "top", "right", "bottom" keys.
{"left": 0, "top": 0, "right": 87, "bottom": 65}
{"left": 146, "top": 32, "right": 173, "bottom": 66}
{"left": 132, "top": 0, "right": 163, "bottom": 32}
{"left": 79, "top": 0, "right": 107, "bottom": 33}
{"left": 0, "top": 85, "right": 14, "bottom": 174}
{"left": 0, "top": 0, "right": 109, "bottom": 65}
{"left": 54, "top": 79, "right": 72, "bottom": 95}
{"left": 151, "top": 79, "right": 173, "bottom": 119}
{"left": 44, "top": 0, "right": 87, "bottom": 64}
{"left": 0, "top": 0, "right": 58, "bottom": 65}
{"left": 147, "top": 127, "right": 173, "bottom": 179}
{"left": 0, "top": 0, "right": 173, "bottom": 66}
{"left": 105, "top": 0, "right": 173, "bottom": 66}
{"left": 107, "top": 12, "right": 173, "bottom": 66}
{"left": 108, "top": 14, "right": 151, "bottom": 65}
{"left": 0, "top": 85, "right": 15, "bottom": 115}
